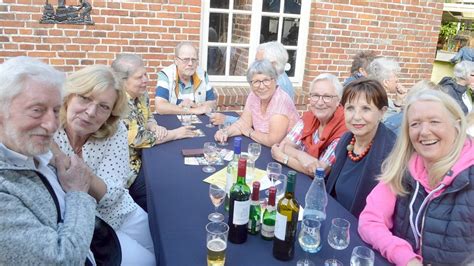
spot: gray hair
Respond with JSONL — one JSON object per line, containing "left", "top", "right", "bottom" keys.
{"left": 453, "top": 60, "right": 474, "bottom": 81}
{"left": 0, "top": 56, "right": 65, "bottom": 113}
{"left": 367, "top": 57, "right": 401, "bottom": 83}
{"left": 310, "top": 73, "right": 343, "bottom": 98}
{"left": 246, "top": 59, "right": 278, "bottom": 84}
{"left": 256, "top": 41, "right": 288, "bottom": 75}
{"left": 111, "top": 54, "right": 144, "bottom": 80}
{"left": 175, "top": 41, "right": 198, "bottom": 57}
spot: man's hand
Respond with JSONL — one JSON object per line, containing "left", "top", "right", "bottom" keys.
{"left": 270, "top": 144, "right": 286, "bottom": 163}
{"left": 57, "top": 154, "right": 93, "bottom": 193}
{"left": 174, "top": 126, "right": 196, "bottom": 140}
{"left": 210, "top": 113, "right": 226, "bottom": 125}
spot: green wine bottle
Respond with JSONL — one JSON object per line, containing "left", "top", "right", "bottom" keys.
{"left": 228, "top": 158, "right": 251, "bottom": 244}
{"left": 272, "top": 171, "right": 299, "bottom": 261}
{"left": 247, "top": 181, "right": 261, "bottom": 235}
{"left": 261, "top": 186, "right": 276, "bottom": 240}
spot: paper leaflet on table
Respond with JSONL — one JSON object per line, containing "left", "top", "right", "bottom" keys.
{"left": 176, "top": 114, "right": 202, "bottom": 124}
{"left": 192, "top": 129, "right": 205, "bottom": 137}
{"left": 203, "top": 167, "right": 281, "bottom": 191}
{"left": 184, "top": 149, "right": 232, "bottom": 165}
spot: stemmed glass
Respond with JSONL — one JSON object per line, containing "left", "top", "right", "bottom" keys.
{"left": 203, "top": 142, "right": 217, "bottom": 173}
{"left": 350, "top": 246, "right": 374, "bottom": 266}
{"left": 266, "top": 162, "right": 282, "bottom": 196}
{"left": 328, "top": 218, "right": 351, "bottom": 250}
{"left": 217, "top": 122, "right": 230, "bottom": 146}
{"left": 205, "top": 104, "right": 216, "bottom": 128}
{"left": 247, "top": 143, "right": 261, "bottom": 182}
{"left": 208, "top": 184, "right": 226, "bottom": 222}
{"left": 297, "top": 218, "right": 321, "bottom": 266}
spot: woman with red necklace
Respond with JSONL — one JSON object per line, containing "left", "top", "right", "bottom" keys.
{"left": 326, "top": 78, "right": 396, "bottom": 217}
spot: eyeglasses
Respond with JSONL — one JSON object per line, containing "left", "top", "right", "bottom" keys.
{"left": 74, "top": 94, "right": 112, "bottom": 115}
{"left": 251, "top": 78, "right": 273, "bottom": 88}
{"left": 176, "top": 57, "right": 198, "bottom": 64}
{"left": 309, "top": 93, "right": 338, "bottom": 103}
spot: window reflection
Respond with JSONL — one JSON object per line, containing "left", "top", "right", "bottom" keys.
{"left": 230, "top": 47, "right": 249, "bottom": 76}
{"left": 286, "top": 50, "right": 296, "bottom": 77}
{"left": 209, "top": 13, "right": 228, "bottom": 43}
{"left": 284, "top": 0, "right": 301, "bottom": 14}
{"left": 281, "top": 18, "right": 299, "bottom": 46}
{"left": 234, "top": 0, "right": 252, "bottom": 11}
{"left": 207, "top": 46, "right": 226, "bottom": 76}
{"left": 232, "top": 14, "right": 251, "bottom": 44}
{"left": 260, "top": 16, "right": 279, "bottom": 43}
{"left": 210, "top": 0, "right": 229, "bottom": 9}
{"left": 262, "top": 0, "right": 280, "bottom": 12}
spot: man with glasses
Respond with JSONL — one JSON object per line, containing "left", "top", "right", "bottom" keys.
{"left": 155, "top": 42, "right": 216, "bottom": 115}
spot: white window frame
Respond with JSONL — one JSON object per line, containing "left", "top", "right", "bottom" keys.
{"left": 200, "top": 0, "right": 311, "bottom": 87}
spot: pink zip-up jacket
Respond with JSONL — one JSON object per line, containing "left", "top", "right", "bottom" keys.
{"left": 358, "top": 139, "right": 474, "bottom": 266}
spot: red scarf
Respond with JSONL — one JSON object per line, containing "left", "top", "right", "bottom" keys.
{"left": 301, "top": 105, "right": 347, "bottom": 158}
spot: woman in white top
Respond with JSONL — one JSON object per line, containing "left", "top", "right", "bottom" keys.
{"left": 53, "top": 65, "right": 155, "bottom": 265}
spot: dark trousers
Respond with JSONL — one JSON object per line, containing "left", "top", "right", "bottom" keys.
{"left": 129, "top": 166, "right": 147, "bottom": 212}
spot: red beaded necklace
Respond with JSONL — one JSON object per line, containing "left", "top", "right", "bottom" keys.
{"left": 346, "top": 136, "right": 373, "bottom": 162}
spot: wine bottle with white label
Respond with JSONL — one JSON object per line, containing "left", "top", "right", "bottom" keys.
{"left": 228, "top": 158, "right": 251, "bottom": 244}
{"left": 272, "top": 171, "right": 299, "bottom": 261}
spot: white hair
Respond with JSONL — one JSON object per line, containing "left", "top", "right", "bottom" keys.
{"left": 256, "top": 41, "right": 288, "bottom": 75}
{"left": 453, "top": 60, "right": 474, "bottom": 81}
{"left": 311, "top": 73, "right": 343, "bottom": 98}
{"left": 367, "top": 57, "right": 400, "bottom": 83}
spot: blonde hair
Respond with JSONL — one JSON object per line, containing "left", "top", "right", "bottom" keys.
{"left": 379, "top": 87, "right": 467, "bottom": 195}
{"left": 60, "top": 65, "right": 128, "bottom": 139}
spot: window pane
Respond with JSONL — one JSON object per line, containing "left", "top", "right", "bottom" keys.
{"left": 234, "top": 0, "right": 252, "bottom": 11}
{"left": 281, "top": 18, "right": 299, "bottom": 46}
{"left": 210, "top": 0, "right": 229, "bottom": 9}
{"left": 229, "top": 47, "right": 249, "bottom": 76}
{"left": 232, "top": 14, "right": 251, "bottom": 44}
{"left": 286, "top": 49, "right": 296, "bottom": 77}
{"left": 262, "top": 0, "right": 280, "bottom": 13}
{"left": 260, "top": 16, "right": 279, "bottom": 43}
{"left": 284, "top": 0, "right": 301, "bottom": 14}
{"left": 207, "top": 46, "right": 226, "bottom": 76}
{"left": 209, "top": 13, "right": 228, "bottom": 43}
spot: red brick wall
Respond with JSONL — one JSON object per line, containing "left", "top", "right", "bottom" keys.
{"left": 304, "top": 0, "right": 443, "bottom": 90}
{"left": 0, "top": 0, "right": 443, "bottom": 111}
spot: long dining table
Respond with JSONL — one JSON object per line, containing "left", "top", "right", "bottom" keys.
{"left": 142, "top": 113, "right": 391, "bottom": 266}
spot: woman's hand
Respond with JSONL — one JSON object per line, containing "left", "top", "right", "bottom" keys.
{"left": 214, "top": 129, "right": 228, "bottom": 143}
{"left": 150, "top": 124, "right": 168, "bottom": 141}
{"left": 174, "top": 126, "right": 196, "bottom": 140}
{"left": 271, "top": 144, "right": 286, "bottom": 163}
{"left": 210, "top": 113, "right": 226, "bottom": 125}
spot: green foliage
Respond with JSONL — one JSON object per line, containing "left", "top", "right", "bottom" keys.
{"left": 440, "top": 21, "right": 458, "bottom": 41}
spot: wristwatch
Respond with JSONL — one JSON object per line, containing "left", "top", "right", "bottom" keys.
{"left": 283, "top": 154, "right": 289, "bottom": 165}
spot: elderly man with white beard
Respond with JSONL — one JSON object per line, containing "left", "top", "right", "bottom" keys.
{"left": 0, "top": 56, "right": 98, "bottom": 264}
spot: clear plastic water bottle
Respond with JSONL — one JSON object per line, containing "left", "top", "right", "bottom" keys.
{"left": 303, "top": 167, "right": 328, "bottom": 221}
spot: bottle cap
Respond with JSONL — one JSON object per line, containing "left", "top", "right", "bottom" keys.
{"left": 233, "top": 137, "right": 242, "bottom": 154}
{"left": 286, "top": 171, "right": 296, "bottom": 193}
{"left": 268, "top": 186, "right": 276, "bottom": 206}
{"left": 237, "top": 157, "right": 247, "bottom": 177}
{"left": 251, "top": 181, "right": 260, "bottom": 200}
{"left": 315, "top": 167, "right": 325, "bottom": 179}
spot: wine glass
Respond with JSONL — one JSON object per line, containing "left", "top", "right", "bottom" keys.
{"left": 324, "top": 259, "right": 343, "bottom": 266}
{"left": 205, "top": 104, "right": 216, "bottom": 128}
{"left": 350, "top": 246, "right": 374, "bottom": 266}
{"left": 208, "top": 184, "right": 226, "bottom": 222}
{"left": 328, "top": 218, "right": 350, "bottom": 250}
{"left": 297, "top": 218, "right": 321, "bottom": 266}
{"left": 203, "top": 142, "right": 217, "bottom": 173}
{"left": 217, "top": 122, "right": 230, "bottom": 146}
{"left": 247, "top": 143, "right": 261, "bottom": 182}
{"left": 266, "top": 162, "right": 282, "bottom": 196}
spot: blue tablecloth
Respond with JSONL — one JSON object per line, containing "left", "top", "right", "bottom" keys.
{"left": 142, "top": 114, "right": 391, "bottom": 266}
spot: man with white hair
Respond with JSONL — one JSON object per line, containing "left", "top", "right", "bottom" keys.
{"left": 0, "top": 56, "right": 98, "bottom": 264}
{"left": 439, "top": 60, "right": 474, "bottom": 114}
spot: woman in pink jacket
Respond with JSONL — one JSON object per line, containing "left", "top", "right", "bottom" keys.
{"left": 358, "top": 88, "right": 474, "bottom": 266}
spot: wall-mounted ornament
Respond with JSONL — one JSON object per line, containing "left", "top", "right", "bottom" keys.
{"left": 40, "top": 0, "right": 93, "bottom": 25}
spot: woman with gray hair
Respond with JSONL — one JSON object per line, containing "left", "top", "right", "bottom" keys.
{"left": 112, "top": 53, "right": 195, "bottom": 211}
{"left": 214, "top": 59, "right": 299, "bottom": 147}
{"left": 438, "top": 60, "right": 474, "bottom": 114}
{"left": 271, "top": 74, "right": 347, "bottom": 176}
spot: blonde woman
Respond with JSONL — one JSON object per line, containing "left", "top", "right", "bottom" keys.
{"left": 358, "top": 88, "right": 474, "bottom": 265}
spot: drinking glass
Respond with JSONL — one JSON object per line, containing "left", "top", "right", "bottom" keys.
{"left": 297, "top": 218, "right": 321, "bottom": 266}
{"left": 206, "top": 221, "right": 229, "bottom": 266}
{"left": 203, "top": 142, "right": 217, "bottom": 173}
{"left": 181, "top": 114, "right": 192, "bottom": 126}
{"left": 205, "top": 105, "right": 216, "bottom": 128}
{"left": 350, "top": 246, "right": 374, "bottom": 266}
{"left": 266, "top": 162, "right": 282, "bottom": 196}
{"left": 217, "top": 122, "right": 230, "bottom": 146}
{"left": 208, "top": 184, "right": 226, "bottom": 222}
{"left": 247, "top": 143, "right": 261, "bottom": 182}
{"left": 324, "top": 259, "right": 343, "bottom": 266}
{"left": 328, "top": 218, "right": 350, "bottom": 250}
